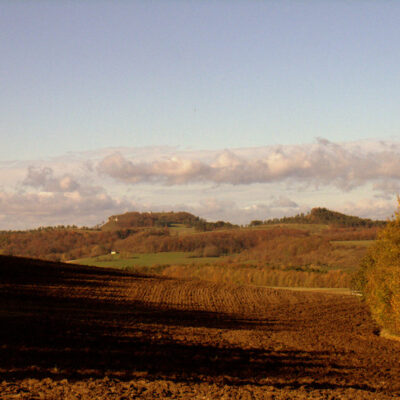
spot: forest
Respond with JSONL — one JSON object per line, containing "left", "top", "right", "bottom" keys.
{"left": 0, "top": 208, "right": 384, "bottom": 290}
{"left": 262, "top": 207, "right": 386, "bottom": 227}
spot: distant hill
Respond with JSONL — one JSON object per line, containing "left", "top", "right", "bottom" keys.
{"left": 101, "top": 211, "right": 199, "bottom": 230}
{"left": 101, "top": 211, "right": 237, "bottom": 231}
{"left": 263, "top": 207, "right": 386, "bottom": 228}
{"left": 0, "top": 208, "right": 383, "bottom": 263}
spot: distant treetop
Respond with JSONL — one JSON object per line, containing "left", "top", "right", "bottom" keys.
{"left": 264, "top": 207, "right": 386, "bottom": 228}
{"left": 101, "top": 211, "right": 237, "bottom": 231}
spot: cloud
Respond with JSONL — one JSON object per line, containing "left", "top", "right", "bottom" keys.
{"left": 339, "top": 198, "right": 396, "bottom": 221}
{"left": 97, "top": 140, "right": 400, "bottom": 193}
{"left": 269, "top": 196, "right": 299, "bottom": 208}
{"left": 23, "top": 166, "right": 81, "bottom": 192}
{"left": 152, "top": 199, "right": 299, "bottom": 226}
{"left": 0, "top": 190, "right": 134, "bottom": 230}
{"left": 0, "top": 166, "right": 135, "bottom": 230}
{"left": 98, "top": 152, "right": 213, "bottom": 184}
{"left": 1, "top": 139, "right": 399, "bottom": 229}
{"left": 372, "top": 181, "right": 400, "bottom": 200}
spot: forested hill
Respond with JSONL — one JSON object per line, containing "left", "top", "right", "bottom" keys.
{"left": 101, "top": 211, "right": 236, "bottom": 231}
{"left": 264, "top": 207, "right": 386, "bottom": 228}
{"left": 0, "top": 208, "right": 383, "bottom": 263}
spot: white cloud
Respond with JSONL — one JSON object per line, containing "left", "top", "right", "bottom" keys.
{"left": 1, "top": 139, "right": 399, "bottom": 229}
{"left": 96, "top": 139, "right": 400, "bottom": 193}
{"left": 0, "top": 166, "right": 134, "bottom": 229}
{"left": 0, "top": 190, "right": 134, "bottom": 230}
{"left": 98, "top": 152, "right": 213, "bottom": 184}
{"left": 23, "top": 166, "right": 80, "bottom": 192}
{"left": 339, "top": 198, "right": 396, "bottom": 221}
{"left": 269, "top": 196, "right": 299, "bottom": 208}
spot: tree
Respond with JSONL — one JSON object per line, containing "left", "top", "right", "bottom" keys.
{"left": 249, "top": 220, "right": 263, "bottom": 227}
{"left": 356, "top": 199, "right": 400, "bottom": 335}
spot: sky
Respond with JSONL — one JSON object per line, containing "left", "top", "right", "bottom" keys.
{"left": 1, "top": 1, "right": 400, "bottom": 229}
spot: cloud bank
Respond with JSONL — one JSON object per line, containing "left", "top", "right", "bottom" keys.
{"left": 1, "top": 139, "right": 399, "bottom": 229}
{"left": 98, "top": 139, "right": 400, "bottom": 192}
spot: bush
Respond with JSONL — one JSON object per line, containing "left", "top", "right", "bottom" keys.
{"left": 356, "top": 201, "right": 400, "bottom": 335}
{"left": 192, "top": 248, "right": 204, "bottom": 258}
{"left": 90, "top": 245, "right": 104, "bottom": 257}
{"left": 202, "top": 245, "right": 221, "bottom": 257}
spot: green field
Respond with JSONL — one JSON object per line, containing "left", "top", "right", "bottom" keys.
{"left": 72, "top": 251, "right": 227, "bottom": 269}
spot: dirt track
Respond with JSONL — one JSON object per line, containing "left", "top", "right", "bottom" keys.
{"left": 0, "top": 255, "right": 399, "bottom": 399}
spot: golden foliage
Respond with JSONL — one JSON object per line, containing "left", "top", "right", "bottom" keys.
{"left": 357, "top": 199, "right": 400, "bottom": 335}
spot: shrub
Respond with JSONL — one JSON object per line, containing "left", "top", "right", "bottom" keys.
{"left": 202, "top": 245, "right": 221, "bottom": 257}
{"left": 192, "top": 248, "right": 204, "bottom": 258}
{"left": 356, "top": 200, "right": 400, "bottom": 335}
{"left": 90, "top": 245, "right": 104, "bottom": 257}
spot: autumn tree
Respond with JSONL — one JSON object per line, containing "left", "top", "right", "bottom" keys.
{"left": 356, "top": 200, "right": 400, "bottom": 336}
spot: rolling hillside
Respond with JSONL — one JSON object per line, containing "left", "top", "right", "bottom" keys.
{"left": 0, "top": 208, "right": 386, "bottom": 290}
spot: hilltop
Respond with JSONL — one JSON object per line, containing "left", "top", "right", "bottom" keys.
{"left": 263, "top": 207, "right": 386, "bottom": 228}
{"left": 101, "top": 211, "right": 237, "bottom": 231}
{"left": 101, "top": 211, "right": 200, "bottom": 230}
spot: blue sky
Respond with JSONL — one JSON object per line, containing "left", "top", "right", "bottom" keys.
{"left": 0, "top": 1, "right": 400, "bottom": 228}
{"left": 2, "top": 1, "right": 400, "bottom": 158}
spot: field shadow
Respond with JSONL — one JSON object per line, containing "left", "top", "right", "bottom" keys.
{"left": 0, "top": 256, "right": 376, "bottom": 393}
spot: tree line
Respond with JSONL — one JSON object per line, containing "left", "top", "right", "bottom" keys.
{"left": 258, "top": 207, "right": 386, "bottom": 228}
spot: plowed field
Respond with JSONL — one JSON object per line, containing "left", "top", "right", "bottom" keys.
{"left": 1, "top": 255, "right": 399, "bottom": 399}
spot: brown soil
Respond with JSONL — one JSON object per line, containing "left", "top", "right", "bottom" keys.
{"left": 0, "top": 255, "right": 399, "bottom": 399}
